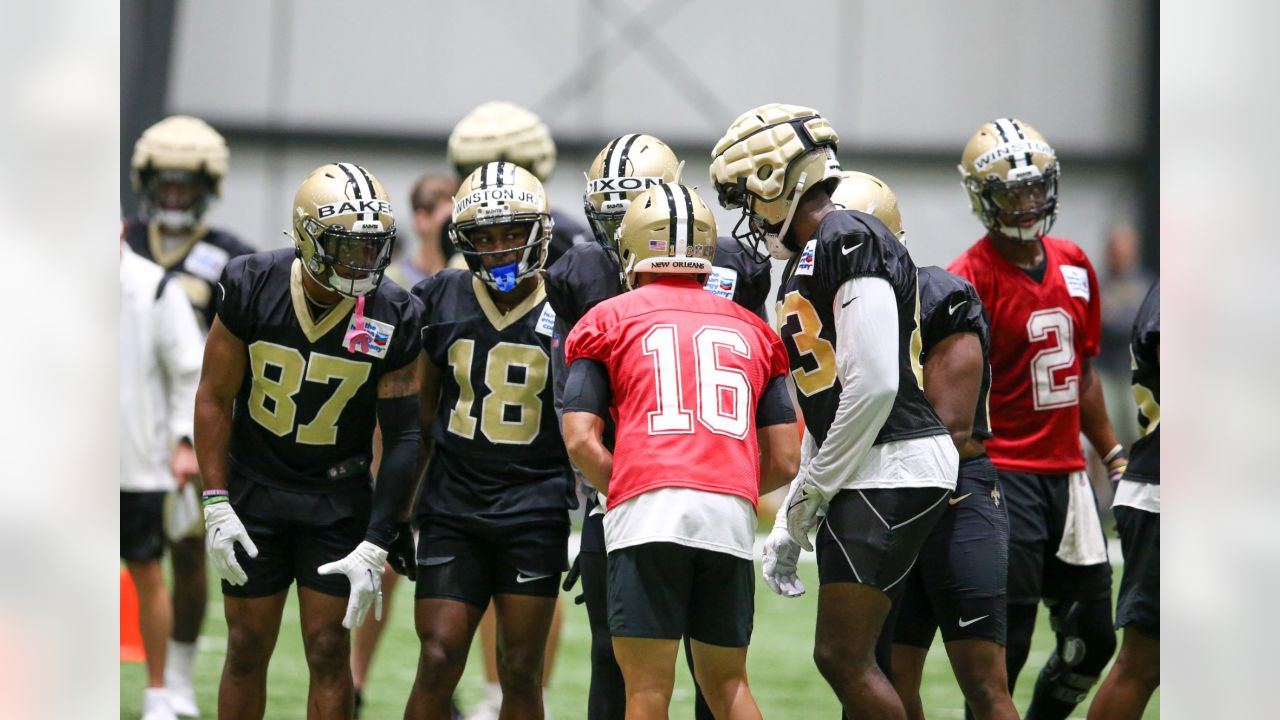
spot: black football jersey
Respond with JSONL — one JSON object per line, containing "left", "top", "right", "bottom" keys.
{"left": 918, "top": 266, "right": 993, "bottom": 440}
{"left": 708, "top": 237, "right": 772, "bottom": 319}
{"left": 126, "top": 218, "right": 256, "bottom": 330}
{"left": 547, "top": 209, "right": 590, "bottom": 270}
{"left": 216, "top": 248, "right": 423, "bottom": 493}
{"left": 776, "top": 209, "right": 947, "bottom": 447}
{"left": 413, "top": 269, "right": 574, "bottom": 523}
{"left": 1125, "top": 280, "right": 1160, "bottom": 484}
{"left": 545, "top": 242, "right": 626, "bottom": 328}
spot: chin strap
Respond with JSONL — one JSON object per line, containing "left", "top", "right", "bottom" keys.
{"left": 344, "top": 295, "right": 371, "bottom": 353}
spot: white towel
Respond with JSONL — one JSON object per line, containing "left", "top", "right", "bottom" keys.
{"left": 164, "top": 483, "right": 202, "bottom": 543}
{"left": 1056, "top": 471, "right": 1108, "bottom": 566}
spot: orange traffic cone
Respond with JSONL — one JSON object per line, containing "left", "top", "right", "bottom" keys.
{"left": 120, "top": 566, "right": 146, "bottom": 663}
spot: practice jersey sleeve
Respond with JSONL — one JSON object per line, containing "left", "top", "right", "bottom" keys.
{"left": 1078, "top": 250, "right": 1103, "bottom": 359}
{"left": 545, "top": 242, "right": 625, "bottom": 327}
{"left": 812, "top": 210, "right": 905, "bottom": 296}
{"left": 379, "top": 291, "right": 424, "bottom": 375}
{"left": 215, "top": 253, "right": 268, "bottom": 340}
{"left": 563, "top": 309, "right": 616, "bottom": 366}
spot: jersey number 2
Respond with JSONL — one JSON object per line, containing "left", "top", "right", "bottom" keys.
{"left": 1027, "top": 308, "right": 1078, "bottom": 410}
{"left": 643, "top": 325, "right": 751, "bottom": 439}
{"left": 247, "top": 341, "right": 370, "bottom": 445}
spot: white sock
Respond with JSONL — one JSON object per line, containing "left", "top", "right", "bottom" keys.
{"left": 165, "top": 640, "right": 197, "bottom": 687}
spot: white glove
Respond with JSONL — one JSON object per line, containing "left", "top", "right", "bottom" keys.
{"left": 785, "top": 475, "right": 826, "bottom": 552}
{"left": 203, "top": 501, "right": 258, "bottom": 586}
{"left": 318, "top": 541, "right": 389, "bottom": 629}
{"left": 762, "top": 525, "right": 806, "bottom": 597}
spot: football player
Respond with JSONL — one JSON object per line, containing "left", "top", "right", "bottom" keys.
{"left": 823, "top": 172, "right": 1018, "bottom": 720}
{"left": 561, "top": 182, "right": 799, "bottom": 720}
{"left": 549, "top": 132, "right": 773, "bottom": 720}
{"left": 127, "top": 114, "right": 256, "bottom": 716}
{"left": 711, "top": 104, "right": 959, "bottom": 718}
{"left": 193, "top": 163, "right": 423, "bottom": 719}
{"left": 405, "top": 162, "right": 574, "bottom": 720}
{"left": 1089, "top": 280, "right": 1159, "bottom": 720}
{"left": 948, "top": 118, "right": 1122, "bottom": 720}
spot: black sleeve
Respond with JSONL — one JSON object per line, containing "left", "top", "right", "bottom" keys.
{"left": 214, "top": 256, "right": 255, "bottom": 339}
{"left": 365, "top": 395, "right": 422, "bottom": 548}
{"left": 545, "top": 243, "right": 624, "bottom": 327}
{"left": 755, "top": 375, "right": 796, "bottom": 427}
{"left": 563, "top": 358, "right": 612, "bottom": 418}
{"left": 812, "top": 210, "right": 902, "bottom": 298}
{"left": 382, "top": 292, "right": 425, "bottom": 374}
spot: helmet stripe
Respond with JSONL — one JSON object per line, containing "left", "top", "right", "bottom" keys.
{"left": 336, "top": 162, "right": 374, "bottom": 221}
{"left": 353, "top": 164, "right": 381, "bottom": 221}
{"left": 606, "top": 134, "right": 641, "bottom": 202}
{"left": 480, "top": 162, "right": 490, "bottom": 189}
{"left": 1008, "top": 119, "right": 1034, "bottom": 167}
{"left": 992, "top": 119, "right": 1026, "bottom": 168}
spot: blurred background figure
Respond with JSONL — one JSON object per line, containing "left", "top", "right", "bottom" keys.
{"left": 384, "top": 174, "right": 463, "bottom": 290}
{"left": 120, "top": 232, "right": 206, "bottom": 720}
{"left": 1097, "top": 223, "right": 1154, "bottom": 447}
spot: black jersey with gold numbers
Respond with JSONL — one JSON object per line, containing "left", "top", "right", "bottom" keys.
{"left": 413, "top": 269, "right": 575, "bottom": 525}
{"left": 1125, "top": 281, "right": 1160, "bottom": 484}
{"left": 918, "top": 266, "right": 993, "bottom": 440}
{"left": 776, "top": 210, "right": 947, "bottom": 447}
{"left": 126, "top": 218, "right": 256, "bottom": 331}
{"left": 216, "top": 248, "right": 423, "bottom": 493}
{"left": 706, "top": 237, "right": 773, "bottom": 319}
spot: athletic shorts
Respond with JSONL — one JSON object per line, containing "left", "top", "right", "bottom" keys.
{"left": 816, "top": 486, "right": 950, "bottom": 593}
{"left": 221, "top": 479, "right": 370, "bottom": 599}
{"left": 415, "top": 513, "right": 569, "bottom": 607}
{"left": 1000, "top": 470, "right": 1113, "bottom": 605}
{"left": 607, "top": 541, "right": 754, "bottom": 647}
{"left": 894, "top": 456, "right": 1009, "bottom": 647}
{"left": 121, "top": 491, "right": 167, "bottom": 563}
{"left": 1114, "top": 505, "right": 1160, "bottom": 637}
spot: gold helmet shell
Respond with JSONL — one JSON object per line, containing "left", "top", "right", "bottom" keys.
{"left": 830, "top": 171, "right": 905, "bottom": 242}
{"left": 447, "top": 101, "right": 557, "bottom": 182}
{"left": 291, "top": 163, "right": 396, "bottom": 297}
{"left": 709, "top": 103, "right": 841, "bottom": 259}
{"left": 616, "top": 183, "right": 716, "bottom": 288}
{"left": 131, "top": 115, "right": 229, "bottom": 229}
{"left": 450, "top": 161, "right": 553, "bottom": 292}
{"left": 583, "top": 134, "right": 683, "bottom": 251}
{"left": 958, "top": 118, "right": 1059, "bottom": 241}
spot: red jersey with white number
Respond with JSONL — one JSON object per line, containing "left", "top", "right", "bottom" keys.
{"left": 948, "top": 235, "right": 1100, "bottom": 473}
{"left": 565, "top": 277, "right": 791, "bottom": 510}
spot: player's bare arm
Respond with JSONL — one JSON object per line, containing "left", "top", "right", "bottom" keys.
{"left": 193, "top": 316, "right": 247, "bottom": 492}
{"left": 923, "top": 331, "right": 983, "bottom": 454}
{"left": 562, "top": 411, "right": 612, "bottom": 494}
{"left": 757, "top": 422, "right": 800, "bottom": 495}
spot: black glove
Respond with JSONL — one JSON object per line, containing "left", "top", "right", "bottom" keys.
{"left": 387, "top": 524, "right": 417, "bottom": 581}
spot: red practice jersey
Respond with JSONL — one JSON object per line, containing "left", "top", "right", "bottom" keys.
{"left": 565, "top": 276, "right": 790, "bottom": 510}
{"left": 948, "top": 235, "right": 1101, "bottom": 473}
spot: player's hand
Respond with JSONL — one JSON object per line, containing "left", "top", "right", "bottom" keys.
{"left": 785, "top": 476, "right": 825, "bottom": 552}
{"left": 1103, "top": 444, "right": 1129, "bottom": 485}
{"left": 318, "top": 541, "right": 388, "bottom": 629}
{"left": 203, "top": 501, "right": 258, "bottom": 586}
{"left": 762, "top": 526, "right": 806, "bottom": 597}
{"left": 386, "top": 524, "right": 417, "bottom": 581}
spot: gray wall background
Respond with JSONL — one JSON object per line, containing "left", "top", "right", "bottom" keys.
{"left": 127, "top": 0, "right": 1156, "bottom": 277}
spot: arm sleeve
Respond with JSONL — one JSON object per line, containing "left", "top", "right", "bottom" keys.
{"left": 155, "top": 277, "right": 205, "bottom": 446}
{"left": 366, "top": 395, "right": 422, "bottom": 548}
{"left": 563, "top": 359, "right": 612, "bottom": 418}
{"left": 550, "top": 316, "right": 573, "bottom": 423}
{"left": 382, "top": 295, "right": 425, "bottom": 375}
{"left": 755, "top": 375, "right": 796, "bottom": 426}
{"left": 802, "top": 276, "right": 900, "bottom": 499}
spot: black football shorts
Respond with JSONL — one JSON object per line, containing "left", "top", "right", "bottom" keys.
{"left": 414, "top": 512, "right": 569, "bottom": 607}
{"left": 816, "top": 486, "right": 951, "bottom": 593}
{"left": 1114, "top": 505, "right": 1159, "bottom": 638}
{"left": 894, "top": 456, "right": 1010, "bottom": 647}
{"left": 121, "top": 491, "right": 168, "bottom": 563}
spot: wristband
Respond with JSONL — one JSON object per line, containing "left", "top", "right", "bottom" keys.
{"left": 201, "top": 489, "right": 229, "bottom": 499}
{"left": 201, "top": 495, "right": 229, "bottom": 507}
{"left": 1102, "top": 444, "right": 1125, "bottom": 465}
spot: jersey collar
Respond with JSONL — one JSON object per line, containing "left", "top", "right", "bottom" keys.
{"left": 147, "top": 222, "right": 208, "bottom": 269}
{"left": 471, "top": 275, "right": 546, "bottom": 332}
{"left": 290, "top": 259, "right": 355, "bottom": 342}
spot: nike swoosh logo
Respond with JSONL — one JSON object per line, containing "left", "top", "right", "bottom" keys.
{"left": 840, "top": 295, "right": 859, "bottom": 308}
{"left": 515, "top": 573, "right": 553, "bottom": 584}
{"left": 948, "top": 300, "right": 967, "bottom": 315}
{"left": 841, "top": 242, "right": 864, "bottom": 256}
{"left": 948, "top": 493, "right": 972, "bottom": 506}
{"left": 958, "top": 614, "right": 989, "bottom": 628}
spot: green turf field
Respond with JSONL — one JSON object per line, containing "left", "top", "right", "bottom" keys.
{"left": 121, "top": 559, "right": 1158, "bottom": 718}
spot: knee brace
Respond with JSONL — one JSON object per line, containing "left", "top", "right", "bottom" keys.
{"left": 1038, "top": 598, "right": 1117, "bottom": 703}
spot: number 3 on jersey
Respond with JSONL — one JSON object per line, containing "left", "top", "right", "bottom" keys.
{"left": 446, "top": 339, "right": 548, "bottom": 444}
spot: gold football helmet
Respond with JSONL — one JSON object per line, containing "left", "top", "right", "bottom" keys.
{"left": 710, "top": 103, "right": 841, "bottom": 260}
{"left": 583, "top": 134, "right": 683, "bottom": 253}
{"left": 291, "top": 163, "right": 396, "bottom": 297}
{"left": 616, "top": 183, "right": 716, "bottom": 289}
{"left": 830, "top": 170, "right": 905, "bottom": 242}
{"left": 447, "top": 101, "right": 557, "bottom": 182}
{"left": 958, "top": 118, "right": 1059, "bottom": 242}
{"left": 131, "top": 115, "right": 229, "bottom": 230}
{"left": 451, "top": 161, "right": 553, "bottom": 292}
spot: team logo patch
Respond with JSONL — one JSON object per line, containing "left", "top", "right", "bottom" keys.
{"left": 703, "top": 266, "right": 738, "bottom": 300}
{"left": 183, "top": 241, "right": 230, "bottom": 282}
{"left": 1060, "top": 265, "right": 1090, "bottom": 301}
{"left": 796, "top": 239, "right": 817, "bottom": 276}
{"left": 535, "top": 303, "right": 556, "bottom": 336}
{"left": 345, "top": 316, "right": 395, "bottom": 358}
